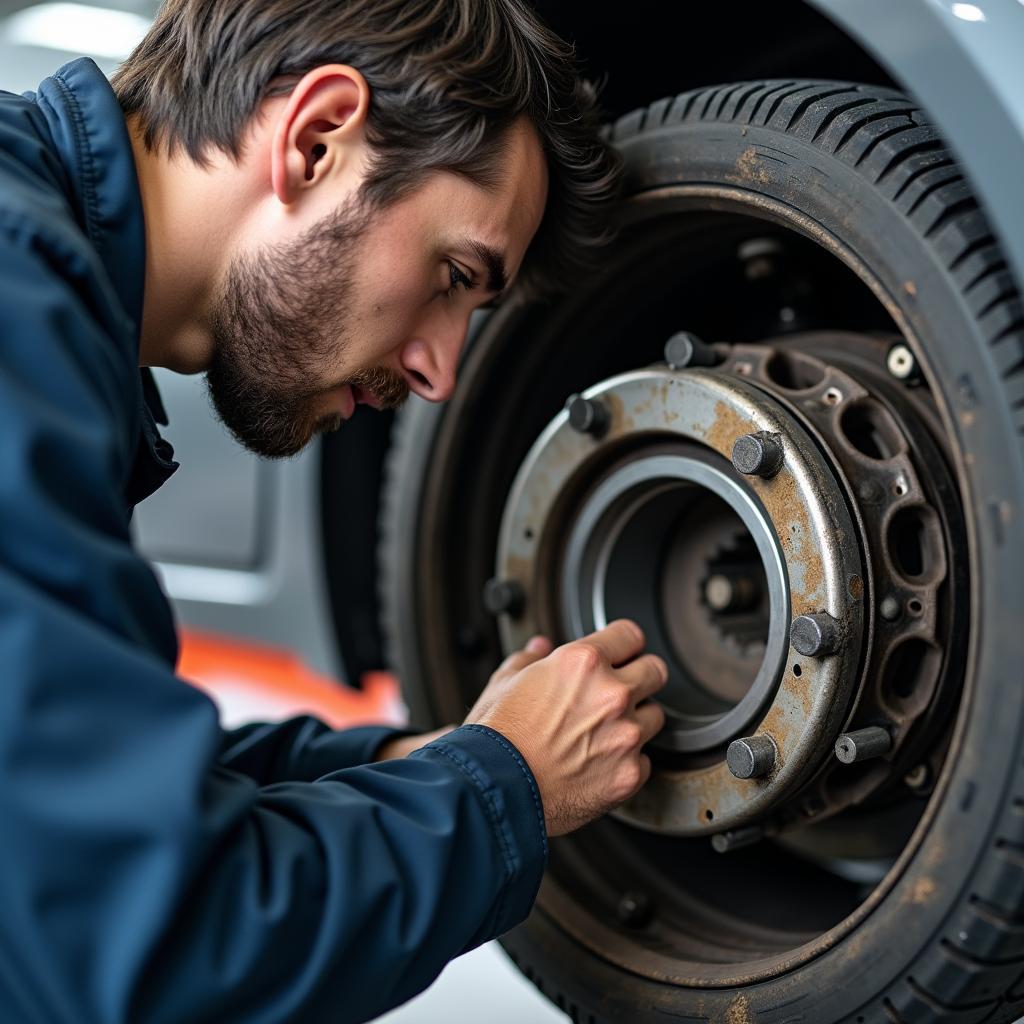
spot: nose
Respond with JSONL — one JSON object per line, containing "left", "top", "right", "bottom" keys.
{"left": 399, "top": 332, "right": 462, "bottom": 403}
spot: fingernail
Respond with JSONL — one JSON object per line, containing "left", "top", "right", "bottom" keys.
{"left": 527, "top": 636, "right": 548, "bottom": 653}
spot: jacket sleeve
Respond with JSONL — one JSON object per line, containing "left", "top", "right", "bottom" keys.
{"left": 0, "top": 236, "right": 548, "bottom": 1024}
{"left": 218, "top": 717, "right": 423, "bottom": 782}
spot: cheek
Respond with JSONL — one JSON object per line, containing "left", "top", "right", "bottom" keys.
{"left": 354, "top": 275, "right": 431, "bottom": 353}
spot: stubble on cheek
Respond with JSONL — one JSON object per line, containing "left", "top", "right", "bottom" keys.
{"left": 203, "top": 195, "right": 374, "bottom": 457}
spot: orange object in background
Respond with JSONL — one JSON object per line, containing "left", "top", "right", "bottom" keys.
{"left": 177, "top": 627, "right": 407, "bottom": 730}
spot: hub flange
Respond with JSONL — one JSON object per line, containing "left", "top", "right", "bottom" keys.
{"left": 495, "top": 367, "right": 865, "bottom": 836}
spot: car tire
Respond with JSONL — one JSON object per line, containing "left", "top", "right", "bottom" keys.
{"left": 380, "top": 81, "right": 1024, "bottom": 1022}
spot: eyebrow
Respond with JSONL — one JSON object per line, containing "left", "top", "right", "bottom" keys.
{"left": 460, "top": 238, "right": 508, "bottom": 295}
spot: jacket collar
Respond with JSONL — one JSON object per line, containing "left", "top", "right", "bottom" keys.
{"left": 35, "top": 58, "right": 177, "bottom": 509}
{"left": 38, "top": 57, "right": 147, "bottom": 338}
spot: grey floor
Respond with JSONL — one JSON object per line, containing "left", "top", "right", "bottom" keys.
{"left": 371, "top": 941, "right": 567, "bottom": 1023}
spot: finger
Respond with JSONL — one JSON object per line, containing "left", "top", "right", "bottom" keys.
{"left": 526, "top": 635, "right": 554, "bottom": 656}
{"left": 493, "top": 636, "right": 552, "bottom": 680}
{"left": 634, "top": 699, "right": 667, "bottom": 745}
{"left": 636, "top": 752, "right": 652, "bottom": 791}
{"left": 580, "top": 619, "right": 646, "bottom": 668}
{"left": 618, "top": 653, "right": 669, "bottom": 703}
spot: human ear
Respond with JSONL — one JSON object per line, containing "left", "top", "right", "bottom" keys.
{"left": 270, "top": 64, "right": 370, "bottom": 205}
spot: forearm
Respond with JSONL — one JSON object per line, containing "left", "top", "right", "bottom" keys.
{"left": 218, "top": 716, "right": 422, "bottom": 783}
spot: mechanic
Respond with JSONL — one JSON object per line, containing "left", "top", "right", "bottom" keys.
{"left": 0, "top": 0, "right": 670, "bottom": 1021}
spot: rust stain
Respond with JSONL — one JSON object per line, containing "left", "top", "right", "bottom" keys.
{"left": 761, "top": 695, "right": 806, "bottom": 750}
{"left": 725, "top": 993, "right": 753, "bottom": 1024}
{"left": 763, "top": 467, "right": 822, "bottom": 611}
{"left": 504, "top": 554, "right": 531, "bottom": 586}
{"left": 602, "top": 391, "right": 633, "bottom": 434}
{"left": 904, "top": 280, "right": 917, "bottom": 297}
{"left": 735, "top": 147, "right": 770, "bottom": 185}
{"left": 704, "top": 400, "right": 757, "bottom": 458}
{"left": 703, "top": 401, "right": 825, "bottom": 610}
{"left": 847, "top": 574, "right": 863, "bottom": 601}
{"left": 911, "top": 876, "right": 936, "bottom": 905}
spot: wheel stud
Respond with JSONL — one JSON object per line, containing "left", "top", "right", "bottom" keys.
{"left": 726, "top": 735, "right": 777, "bottom": 779}
{"left": 790, "top": 612, "right": 843, "bottom": 657}
{"left": 565, "top": 394, "right": 610, "bottom": 437}
{"left": 711, "top": 825, "right": 765, "bottom": 853}
{"left": 835, "top": 726, "right": 891, "bottom": 764}
{"left": 732, "top": 431, "right": 784, "bottom": 478}
{"left": 664, "top": 331, "right": 718, "bottom": 370}
{"left": 482, "top": 577, "right": 525, "bottom": 617}
{"left": 887, "top": 343, "right": 919, "bottom": 382}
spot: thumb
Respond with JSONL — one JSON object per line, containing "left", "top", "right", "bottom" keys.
{"left": 492, "top": 635, "right": 553, "bottom": 681}
{"left": 526, "top": 635, "right": 553, "bottom": 655}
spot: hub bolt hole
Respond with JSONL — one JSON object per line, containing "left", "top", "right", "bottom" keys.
{"left": 882, "top": 638, "right": 941, "bottom": 708}
{"left": 840, "top": 400, "right": 904, "bottom": 460}
{"left": 888, "top": 506, "right": 942, "bottom": 582}
{"left": 764, "top": 351, "right": 826, "bottom": 391}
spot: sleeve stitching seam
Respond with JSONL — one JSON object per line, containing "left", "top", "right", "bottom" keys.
{"left": 461, "top": 724, "right": 548, "bottom": 859}
{"left": 426, "top": 743, "right": 511, "bottom": 934}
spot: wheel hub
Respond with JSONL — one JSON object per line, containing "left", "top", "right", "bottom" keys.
{"left": 495, "top": 363, "right": 866, "bottom": 835}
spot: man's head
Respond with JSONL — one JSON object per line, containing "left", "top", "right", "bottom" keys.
{"left": 115, "top": 0, "right": 620, "bottom": 457}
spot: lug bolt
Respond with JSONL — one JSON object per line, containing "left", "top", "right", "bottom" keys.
{"left": 664, "top": 331, "right": 719, "bottom": 370}
{"left": 790, "top": 612, "right": 843, "bottom": 657}
{"left": 726, "top": 735, "right": 777, "bottom": 779}
{"left": 483, "top": 577, "right": 525, "bottom": 617}
{"left": 616, "top": 890, "right": 653, "bottom": 928}
{"left": 565, "top": 394, "right": 610, "bottom": 437}
{"left": 887, "top": 343, "right": 919, "bottom": 382}
{"left": 879, "top": 595, "right": 902, "bottom": 622}
{"left": 732, "top": 432, "right": 784, "bottom": 478}
{"left": 835, "top": 726, "right": 891, "bottom": 764}
{"left": 711, "top": 825, "right": 765, "bottom": 853}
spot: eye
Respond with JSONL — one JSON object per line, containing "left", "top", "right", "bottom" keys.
{"left": 445, "top": 259, "right": 477, "bottom": 297}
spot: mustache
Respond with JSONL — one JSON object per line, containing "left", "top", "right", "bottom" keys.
{"left": 346, "top": 365, "right": 410, "bottom": 410}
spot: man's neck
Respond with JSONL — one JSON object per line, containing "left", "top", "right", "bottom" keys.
{"left": 128, "top": 117, "right": 241, "bottom": 374}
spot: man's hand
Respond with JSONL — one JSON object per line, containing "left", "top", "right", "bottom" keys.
{"left": 464, "top": 620, "right": 667, "bottom": 837}
{"left": 373, "top": 725, "right": 457, "bottom": 761}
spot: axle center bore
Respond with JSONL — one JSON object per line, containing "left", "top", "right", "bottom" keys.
{"left": 494, "top": 365, "right": 865, "bottom": 836}
{"left": 560, "top": 448, "right": 788, "bottom": 753}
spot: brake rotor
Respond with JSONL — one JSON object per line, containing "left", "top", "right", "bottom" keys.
{"left": 494, "top": 365, "right": 866, "bottom": 836}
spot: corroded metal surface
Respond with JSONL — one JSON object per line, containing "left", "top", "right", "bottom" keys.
{"left": 496, "top": 366, "right": 865, "bottom": 836}
{"left": 720, "top": 338, "right": 962, "bottom": 818}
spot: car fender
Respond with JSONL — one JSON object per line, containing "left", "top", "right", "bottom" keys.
{"left": 810, "top": 0, "right": 1024, "bottom": 289}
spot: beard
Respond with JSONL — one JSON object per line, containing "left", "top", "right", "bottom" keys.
{"left": 205, "top": 194, "right": 409, "bottom": 458}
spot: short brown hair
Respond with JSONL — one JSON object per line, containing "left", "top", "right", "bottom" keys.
{"left": 113, "top": 0, "right": 621, "bottom": 293}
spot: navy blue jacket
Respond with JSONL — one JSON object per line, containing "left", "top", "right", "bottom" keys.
{"left": 0, "top": 59, "right": 547, "bottom": 1023}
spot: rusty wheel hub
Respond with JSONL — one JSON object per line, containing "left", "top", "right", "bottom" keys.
{"left": 493, "top": 333, "right": 960, "bottom": 841}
